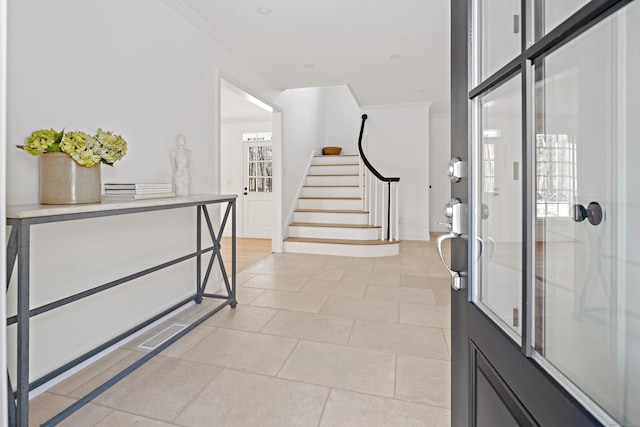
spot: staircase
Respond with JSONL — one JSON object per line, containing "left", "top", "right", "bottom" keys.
{"left": 283, "top": 153, "right": 400, "bottom": 257}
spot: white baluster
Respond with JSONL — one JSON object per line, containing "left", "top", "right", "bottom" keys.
{"left": 395, "top": 182, "right": 400, "bottom": 241}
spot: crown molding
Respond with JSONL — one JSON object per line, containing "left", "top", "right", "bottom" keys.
{"left": 160, "top": 0, "right": 286, "bottom": 90}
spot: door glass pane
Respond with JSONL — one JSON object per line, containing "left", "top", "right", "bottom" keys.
{"left": 476, "top": 0, "right": 522, "bottom": 81}
{"left": 473, "top": 75, "right": 523, "bottom": 339}
{"left": 246, "top": 144, "right": 273, "bottom": 193}
{"left": 537, "top": 0, "right": 590, "bottom": 39}
{"left": 534, "top": 3, "right": 640, "bottom": 423}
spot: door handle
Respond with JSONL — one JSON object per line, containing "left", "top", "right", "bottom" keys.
{"left": 437, "top": 198, "right": 466, "bottom": 290}
{"left": 436, "top": 231, "right": 464, "bottom": 290}
{"left": 572, "top": 201, "right": 603, "bottom": 226}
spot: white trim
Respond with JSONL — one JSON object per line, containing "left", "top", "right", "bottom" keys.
{"left": 1, "top": 0, "right": 8, "bottom": 421}
{"left": 284, "top": 150, "right": 318, "bottom": 238}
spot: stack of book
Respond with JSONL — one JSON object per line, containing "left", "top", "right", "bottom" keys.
{"left": 103, "top": 183, "right": 175, "bottom": 200}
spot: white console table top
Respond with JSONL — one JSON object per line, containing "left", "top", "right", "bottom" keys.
{"left": 6, "top": 194, "right": 238, "bottom": 219}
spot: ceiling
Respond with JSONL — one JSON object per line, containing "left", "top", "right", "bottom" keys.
{"left": 179, "top": 0, "right": 451, "bottom": 113}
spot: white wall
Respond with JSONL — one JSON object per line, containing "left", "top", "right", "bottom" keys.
{"left": 277, "top": 87, "right": 325, "bottom": 230}
{"left": 221, "top": 119, "right": 272, "bottom": 237}
{"left": 322, "top": 85, "right": 361, "bottom": 153}
{"left": 6, "top": 0, "right": 282, "bottom": 380}
{"left": 429, "top": 113, "right": 451, "bottom": 233}
{"left": 361, "top": 104, "right": 431, "bottom": 240}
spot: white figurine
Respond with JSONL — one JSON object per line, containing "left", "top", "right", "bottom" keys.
{"left": 171, "top": 135, "right": 192, "bottom": 196}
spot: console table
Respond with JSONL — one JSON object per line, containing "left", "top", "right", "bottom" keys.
{"left": 5, "top": 195, "right": 237, "bottom": 426}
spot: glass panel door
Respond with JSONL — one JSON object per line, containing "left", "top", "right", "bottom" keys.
{"left": 476, "top": 0, "right": 522, "bottom": 81}
{"left": 473, "top": 75, "right": 523, "bottom": 339}
{"left": 534, "top": 2, "right": 640, "bottom": 423}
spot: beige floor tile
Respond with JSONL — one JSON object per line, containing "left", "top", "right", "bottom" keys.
{"left": 444, "top": 329, "right": 452, "bottom": 356}
{"left": 158, "top": 325, "right": 217, "bottom": 359}
{"left": 400, "top": 257, "right": 429, "bottom": 266}
{"left": 427, "top": 265, "right": 452, "bottom": 278}
{"left": 243, "top": 263, "right": 297, "bottom": 276}
{"left": 181, "top": 328, "right": 297, "bottom": 375}
{"left": 175, "top": 369, "right": 329, "bottom": 427}
{"left": 287, "top": 264, "right": 345, "bottom": 281}
{"left": 261, "top": 310, "right": 354, "bottom": 345}
{"left": 301, "top": 278, "right": 368, "bottom": 298}
{"left": 204, "top": 304, "right": 278, "bottom": 332}
{"left": 400, "top": 275, "right": 450, "bottom": 290}
{"left": 374, "top": 263, "right": 429, "bottom": 276}
{"left": 423, "top": 257, "right": 451, "bottom": 269}
{"left": 29, "top": 392, "right": 69, "bottom": 426}
{"left": 320, "top": 296, "right": 399, "bottom": 323}
{"left": 235, "top": 286, "right": 265, "bottom": 304}
{"left": 95, "top": 410, "right": 181, "bottom": 426}
{"left": 324, "top": 259, "right": 376, "bottom": 272}
{"left": 235, "top": 271, "right": 256, "bottom": 285}
{"left": 94, "top": 356, "right": 221, "bottom": 422}
{"left": 348, "top": 320, "right": 449, "bottom": 359}
{"left": 50, "top": 349, "right": 135, "bottom": 397}
{"left": 396, "top": 355, "right": 451, "bottom": 408}
{"left": 432, "top": 288, "right": 452, "bottom": 306}
{"left": 278, "top": 341, "right": 396, "bottom": 397}
{"left": 319, "top": 389, "right": 451, "bottom": 427}
{"left": 67, "top": 352, "right": 145, "bottom": 399}
{"left": 366, "top": 284, "right": 436, "bottom": 305}
{"left": 259, "top": 253, "right": 320, "bottom": 266}
{"left": 352, "top": 256, "right": 402, "bottom": 265}
{"left": 400, "top": 303, "right": 450, "bottom": 329}
{"left": 60, "top": 403, "right": 113, "bottom": 426}
{"left": 242, "top": 273, "right": 309, "bottom": 291}
{"left": 400, "top": 240, "right": 423, "bottom": 247}
{"left": 251, "top": 290, "right": 328, "bottom": 313}
{"left": 399, "top": 247, "right": 428, "bottom": 259}
{"left": 342, "top": 270, "right": 400, "bottom": 286}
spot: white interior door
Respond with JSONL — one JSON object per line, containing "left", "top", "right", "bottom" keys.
{"left": 242, "top": 142, "right": 273, "bottom": 238}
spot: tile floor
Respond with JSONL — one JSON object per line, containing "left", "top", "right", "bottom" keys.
{"left": 29, "top": 241, "right": 452, "bottom": 427}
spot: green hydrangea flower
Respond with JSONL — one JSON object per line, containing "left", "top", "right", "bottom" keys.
{"left": 94, "top": 128, "right": 127, "bottom": 166}
{"left": 18, "top": 127, "right": 127, "bottom": 168}
{"left": 17, "top": 128, "right": 64, "bottom": 155}
{"left": 60, "top": 131, "right": 102, "bottom": 167}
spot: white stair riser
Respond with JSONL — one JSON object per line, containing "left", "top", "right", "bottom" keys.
{"left": 284, "top": 241, "right": 400, "bottom": 257}
{"left": 298, "top": 198, "right": 362, "bottom": 210}
{"left": 289, "top": 226, "right": 381, "bottom": 240}
{"left": 313, "top": 155, "right": 359, "bottom": 165}
{"left": 309, "top": 165, "right": 359, "bottom": 175}
{"left": 302, "top": 186, "right": 360, "bottom": 198}
{"left": 306, "top": 175, "right": 359, "bottom": 186}
{"left": 294, "top": 211, "right": 369, "bottom": 225}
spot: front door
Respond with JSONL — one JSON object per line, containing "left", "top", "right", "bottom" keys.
{"left": 243, "top": 142, "right": 273, "bottom": 238}
{"left": 450, "top": 0, "right": 640, "bottom": 425}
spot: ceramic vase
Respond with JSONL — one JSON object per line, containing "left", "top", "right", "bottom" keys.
{"left": 40, "top": 152, "right": 101, "bottom": 204}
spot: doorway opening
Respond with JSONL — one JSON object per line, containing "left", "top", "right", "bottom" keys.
{"left": 219, "top": 78, "right": 282, "bottom": 254}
